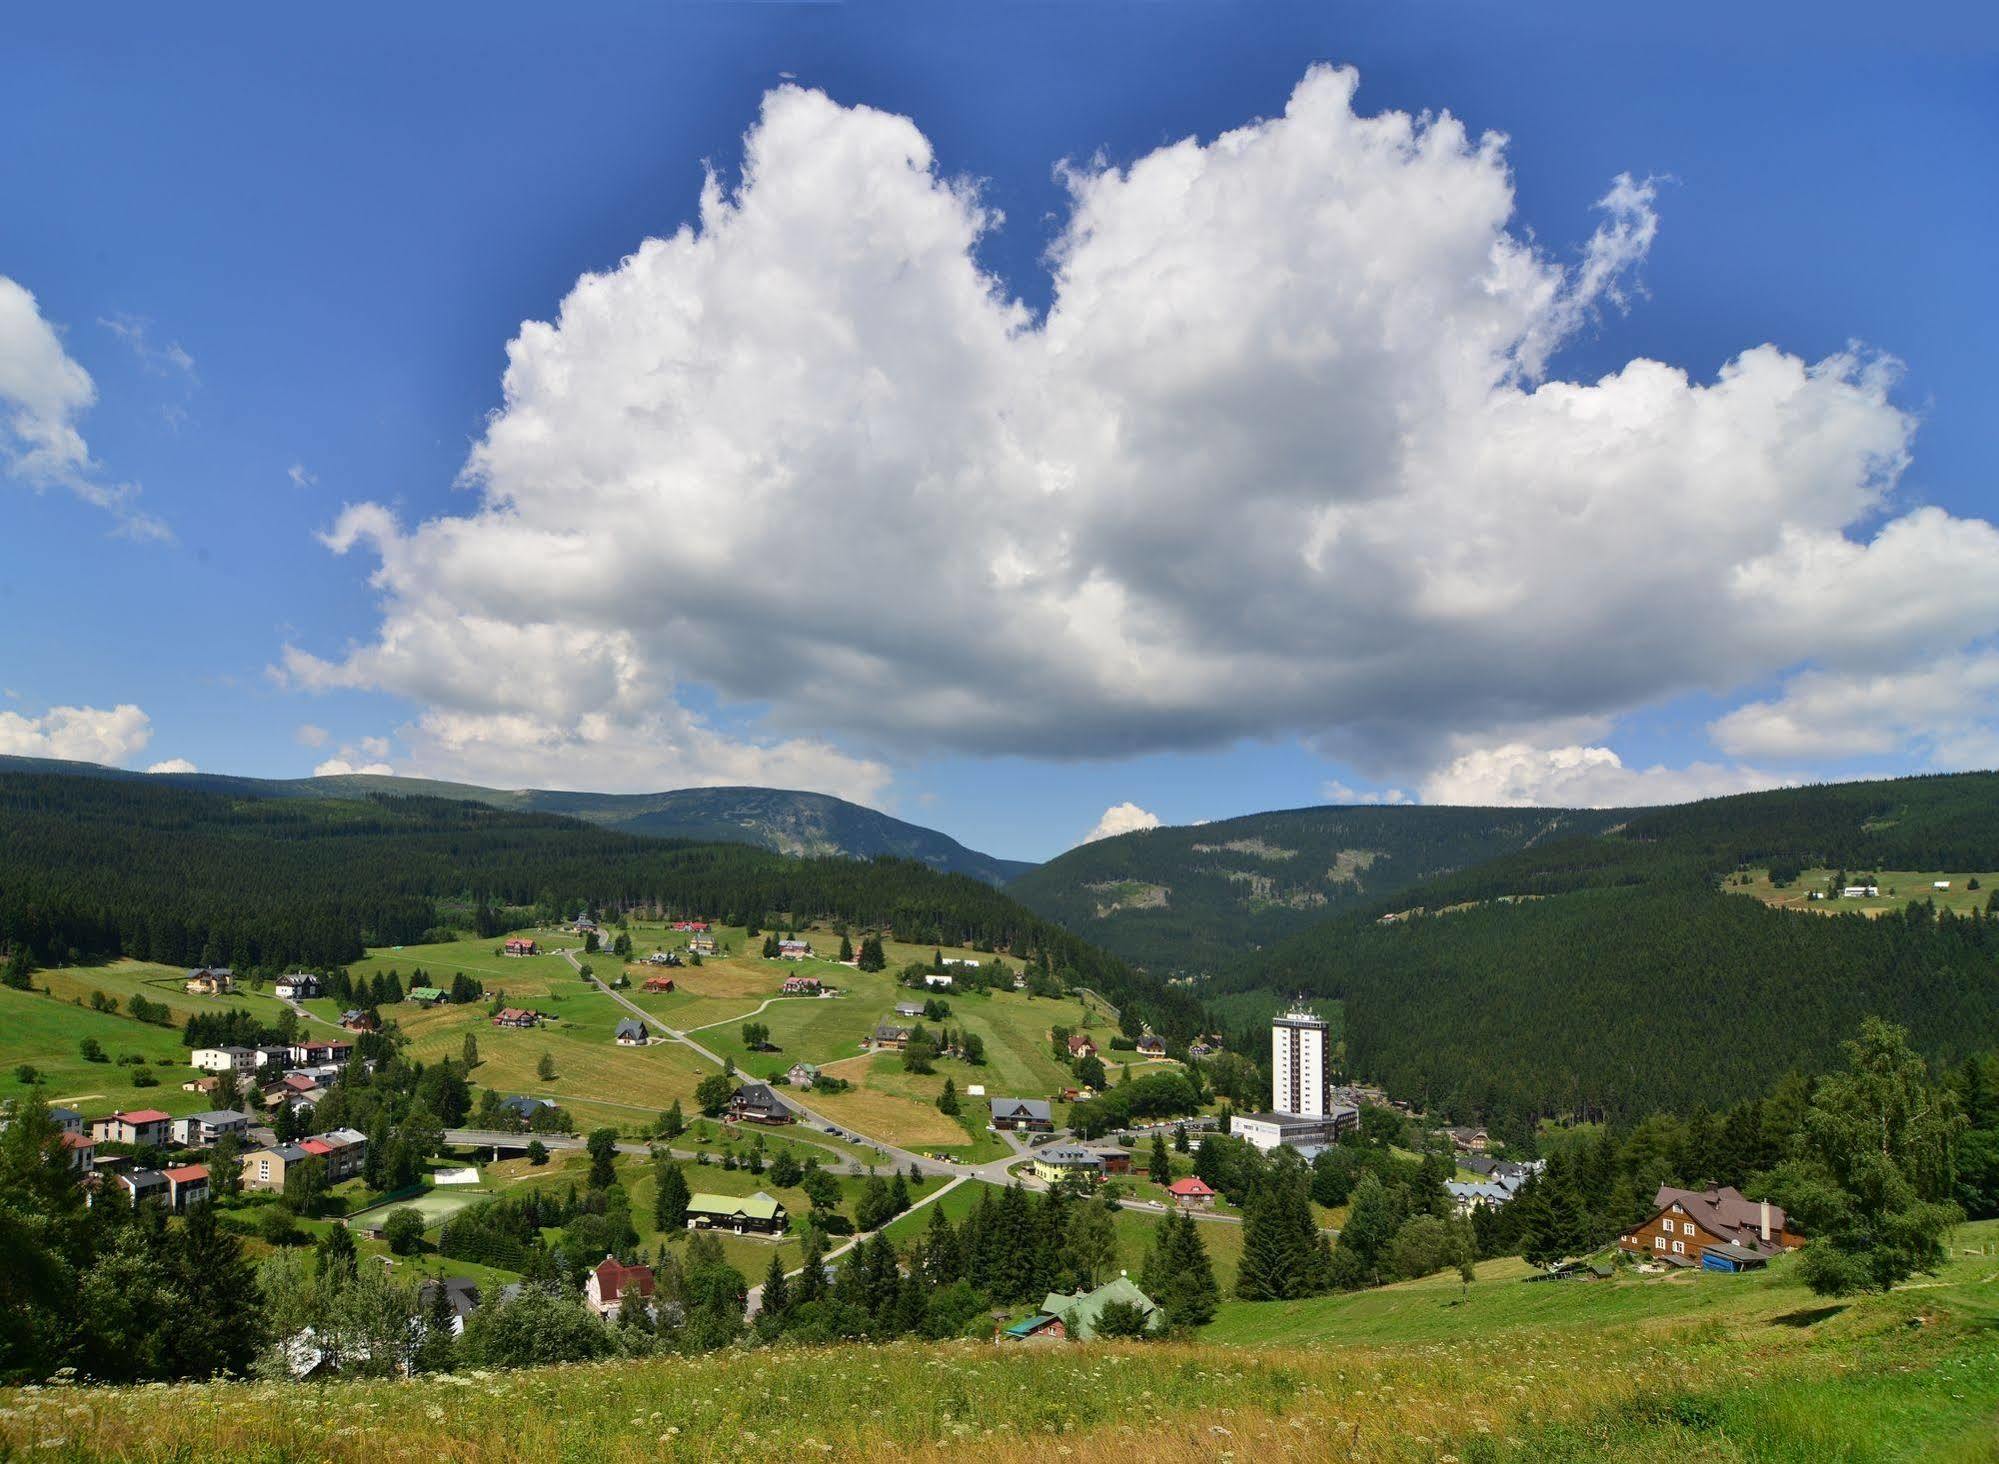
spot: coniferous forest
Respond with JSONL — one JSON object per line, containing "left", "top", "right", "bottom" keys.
{"left": 1222, "top": 773, "right": 1999, "bottom": 1134}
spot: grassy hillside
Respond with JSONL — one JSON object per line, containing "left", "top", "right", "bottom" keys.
{"left": 12, "top": 1221, "right": 1994, "bottom": 1462}
{"left": 1009, "top": 804, "right": 1625, "bottom": 973}
{"left": 0, "top": 754, "right": 1031, "bottom": 884}
{"left": 1223, "top": 772, "right": 1999, "bottom": 1133}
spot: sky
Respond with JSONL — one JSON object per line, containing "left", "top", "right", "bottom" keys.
{"left": 2, "top": 3, "right": 1996, "bottom": 863}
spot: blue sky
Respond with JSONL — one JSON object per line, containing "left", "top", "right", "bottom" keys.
{"left": 2, "top": 3, "right": 1995, "bottom": 861}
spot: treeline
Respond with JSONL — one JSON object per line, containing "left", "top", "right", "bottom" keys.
{"left": 0, "top": 771, "right": 1195, "bottom": 1036}
{"left": 1221, "top": 772, "right": 1999, "bottom": 1131}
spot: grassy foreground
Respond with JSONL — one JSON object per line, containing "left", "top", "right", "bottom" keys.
{"left": 5, "top": 1225, "right": 1994, "bottom": 1462}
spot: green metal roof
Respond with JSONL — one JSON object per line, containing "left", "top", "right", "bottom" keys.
{"left": 407, "top": 987, "right": 446, "bottom": 1001}
{"left": 687, "top": 1190, "right": 784, "bottom": 1220}
{"left": 1036, "top": 1275, "right": 1160, "bottom": 1340}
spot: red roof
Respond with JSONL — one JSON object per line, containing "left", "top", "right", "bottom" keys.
{"left": 593, "top": 1255, "right": 655, "bottom": 1301}
{"left": 60, "top": 1132, "right": 94, "bottom": 1149}
{"left": 115, "top": 1109, "right": 172, "bottom": 1124}
{"left": 164, "top": 1164, "right": 208, "bottom": 1183}
{"left": 282, "top": 1074, "right": 317, "bottom": 1092}
{"left": 299, "top": 1138, "right": 334, "bottom": 1155}
{"left": 1166, "top": 1176, "right": 1215, "bottom": 1197}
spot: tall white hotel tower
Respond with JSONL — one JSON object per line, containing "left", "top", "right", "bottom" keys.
{"left": 1271, "top": 1005, "right": 1329, "bottom": 1117}
{"left": 1234, "top": 1002, "right": 1356, "bottom": 1153}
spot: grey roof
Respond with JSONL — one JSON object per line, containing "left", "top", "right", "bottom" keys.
{"left": 1038, "top": 1146, "right": 1103, "bottom": 1167}
{"left": 894, "top": 1002, "right": 927, "bottom": 1017}
{"left": 500, "top": 1095, "right": 554, "bottom": 1115}
{"left": 731, "top": 1082, "right": 786, "bottom": 1115}
{"left": 184, "top": 1109, "right": 251, "bottom": 1125}
{"left": 50, "top": 1106, "right": 80, "bottom": 1122}
{"left": 614, "top": 1018, "right": 647, "bottom": 1040}
{"left": 991, "top": 1098, "right": 1052, "bottom": 1122}
{"left": 872, "top": 1023, "right": 910, "bottom": 1041}
{"left": 271, "top": 1144, "right": 311, "bottom": 1162}
{"left": 419, "top": 1276, "right": 482, "bottom": 1318}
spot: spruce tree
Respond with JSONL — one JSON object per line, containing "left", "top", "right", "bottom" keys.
{"left": 795, "top": 1226, "right": 827, "bottom": 1305}
{"left": 760, "top": 1248, "right": 791, "bottom": 1323}
{"left": 654, "top": 1159, "right": 691, "bottom": 1233}
{"left": 1149, "top": 1131, "right": 1171, "bottom": 1180}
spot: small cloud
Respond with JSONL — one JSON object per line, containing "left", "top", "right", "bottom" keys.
{"left": 313, "top": 756, "right": 394, "bottom": 777}
{"left": 294, "top": 723, "right": 330, "bottom": 748}
{"left": 0, "top": 702, "right": 153, "bottom": 765}
{"left": 288, "top": 462, "right": 317, "bottom": 490}
{"left": 359, "top": 735, "right": 391, "bottom": 758}
{"left": 1322, "top": 779, "right": 1412, "bottom": 806}
{"left": 97, "top": 313, "right": 197, "bottom": 380}
{"left": 1080, "top": 801, "right": 1162, "bottom": 845}
{"left": 145, "top": 757, "right": 198, "bottom": 774}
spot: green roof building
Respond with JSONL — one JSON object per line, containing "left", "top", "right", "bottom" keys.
{"left": 1008, "top": 1274, "right": 1162, "bottom": 1342}
{"left": 685, "top": 1189, "right": 788, "bottom": 1235}
{"left": 407, "top": 987, "right": 446, "bottom": 1003}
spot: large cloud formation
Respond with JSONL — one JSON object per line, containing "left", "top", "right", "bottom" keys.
{"left": 0, "top": 703, "right": 154, "bottom": 765}
{"left": 283, "top": 68, "right": 1998, "bottom": 801}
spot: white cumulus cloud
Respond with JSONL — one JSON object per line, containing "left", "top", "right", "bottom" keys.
{"left": 0, "top": 703, "right": 154, "bottom": 766}
{"left": 1081, "top": 802, "right": 1163, "bottom": 844}
{"left": 1711, "top": 651, "right": 1999, "bottom": 769}
{"left": 294, "top": 723, "right": 330, "bottom": 748}
{"left": 282, "top": 68, "right": 1994, "bottom": 797}
{"left": 1420, "top": 742, "right": 1788, "bottom": 808}
{"left": 313, "top": 755, "right": 395, "bottom": 778}
{"left": 145, "top": 757, "right": 198, "bottom": 774}
{"left": 0, "top": 277, "right": 169, "bottom": 540}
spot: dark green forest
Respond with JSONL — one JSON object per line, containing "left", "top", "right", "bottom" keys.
{"left": 0, "top": 772, "right": 1194, "bottom": 1033}
{"left": 1009, "top": 804, "right": 1627, "bottom": 972}
{"left": 1218, "top": 774, "right": 1999, "bottom": 1135}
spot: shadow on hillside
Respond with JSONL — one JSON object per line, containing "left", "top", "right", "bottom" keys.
{"left": 1770, "top": 1304, "right": 1845, "bottom": 1328}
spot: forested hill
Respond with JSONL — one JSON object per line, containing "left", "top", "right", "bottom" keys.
{"left": 1008, "top": 804, "right": 1627, "bottom": 973}
{"left": 0, "top": 770, "right": 1190, "bottom": 1033}
{"left": 0, "top": 756, "right": 1032, "bottom": 886}
{"left": 1216, "top": 772, "right": 1999, "bottom": 1137}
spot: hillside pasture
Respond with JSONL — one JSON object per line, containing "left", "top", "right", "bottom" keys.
{"left": 0, "top": 983, "right": 207, "bottom": 1116}
{"left": 1731, "top": 865, "right": 1998, "bottom": 918}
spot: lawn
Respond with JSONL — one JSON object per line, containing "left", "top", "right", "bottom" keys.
{"left": 0, "top": 981, "right": 212, "bottom": 1117}
{"left": 25, "top": 1223, "right": 1999, "bottom": 1461}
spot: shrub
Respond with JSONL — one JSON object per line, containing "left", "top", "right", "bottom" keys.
{"left": 383, "top": 1207, "right": 427, "bottom": 1256}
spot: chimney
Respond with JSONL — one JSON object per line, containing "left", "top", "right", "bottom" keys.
{"left": 1759, "top": 1201, "right": 1771, "bottom": 1243}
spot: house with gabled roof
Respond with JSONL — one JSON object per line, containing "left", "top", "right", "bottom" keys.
{"left": 726, "top": 1082, "right": 791, "bottom": 1125}
{"left": 1032, "top": 1146, "right": 1106, "bottom": 1185}
{"left": 1166, "top": 1176, "right": 1216, "bottom": 1210}
{"left": 90, "top": 1109, "right": 173, "bottom": 1147}
{"left": 162, "top": 1164, "right": 210, "bottom": 1211}
{"left": 1619, "top": 1184, "right": 1803, "bottom": 1264}
{"left": 614, "top": 1017, "right": 649, "bottom": 1046}
{"left": 989, "top": 1097, "right": 1053, "bottom": 1132}
{"left": 503, "top": 937, "right": 538, "bottom": 956}
{"left": 871, "top": 1023, "right": 911, "bottom": 1051}
{"left": 1004, "top": 1275, "right": 1162, "bottom": 1342}
{"left": 184, "top": 967, "right": 235, "bottom": 996}
{"left": 172, "top": 1110, "right": 252, "bottom": 1147}
{"left": 584, "top": 1255, "right": 654, "bottom": 1316}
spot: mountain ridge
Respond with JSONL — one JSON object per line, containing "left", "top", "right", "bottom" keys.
{"left": 0, "top": 755, "right": 1033, "bottom": 886}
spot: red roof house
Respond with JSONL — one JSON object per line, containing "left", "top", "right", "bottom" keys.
{"left": 1166, "top": 1176, "right": 1217, "bottom": 1210}
{"left": 585, "top": 1255, "right": 657, "bottom": 1315}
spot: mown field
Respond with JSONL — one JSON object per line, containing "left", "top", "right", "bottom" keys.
{"left": 1729, "top": 866, "right": 1997, "bottom": 918}
{"left": 12, "top": 1222, "right": 1994, "bottom": 1463}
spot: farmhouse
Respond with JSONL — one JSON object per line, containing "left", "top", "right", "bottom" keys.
{"left": 1166, "top": 1176, "right": 1217, "bottom": 1210}
{"left": 585, "top": 1255, "right": 655, "bottom": 1316}
{"left": 786, "top": 1062, "right": 821, "bottom": 1088}
{"left": 614, "top": 1018, "right": 649, "bottom": 1046}
{"left": 339, "top": 1009, "right": 378, "bottom": 1032}
{"left": 498, "top": 1094, "right": 557, "bottom": 1123}
{"left": 1031, "top": 1146, "right": 1105, "bottom": 1185}
{"left": 418, "top": 1277, "right": 482, "bottom": 1334}
{"left": 893, "top": 1001, "right": 927, "bottom": 1019}
{"left": 781, "top": 974, "right": 821, "bottom": 995}
{"left": 688, "top": 933, "right": 718, "bottom": 956}
{"left": 941, "top": 957, "right": 980, "bottom": 968}
{"left": 641, "top": 975, "right": 677, "bottom": 993}
{"left": 571, "top": 915, "right": 599, "bottom": 935}
{"left": 671, "top": 920, "right": 710, "bottom": 933}
{"left": 777, "top": 938, "right": 812, "bottom": 960}
{"left": 503, "top": 937, "right": 539, "bottom": 957}
{"left": 90, "top": 1109, "right": 172, "bottom": 1148}
{"left": 923, "top": 972, "right": 953, "bottom": 989}
{"left": 871, "top": 1023, "right": 912, "bottom": 1051}
{"left": 1135, "top": 1034, "right": 1167, "bottom": 1058}
{"left": 726, "top": 1082, "right": 792, "bottom": 1125}
{"left": 1442, "top": 1125, "right": 1489, "bottom": 1154}
{"left": 492, "top": 1007, "right": 543, "bottom": 1027}
{"left": 1842, "top": 884, "right": 1880, "bottom": 898}
{"left": 1447, "top": 1180, "right": 1516, "bottom": 1213}
{"left": 990, "top": 1098, "right": 1053, "bottom": 1132}
{"left": 171, "top": 1109, "right": 252, "bottom": 1147}
{"left": 1619, "top": 1185, "right": 1803, "bottom": 1264}
{"left": 1066, "top": 1034, "right": 1097, "bottom": 1060}
{"left": 274, "top": 973, "right": 320, "bottom": 1000}
{"left": 407, "top": 986, "right": 447, "bottom": 1006}
{"left": 1007, "top": 1276, "right": 1162, "bottom": 1343}
{"left": 643, "top": 950, "right": 681, "bottom": 967}
{"left": 686, "top": 1190, "right": 788, "bottom": 1235}
{"left": 183, "top": 966, "right": 235, "bottom": 996}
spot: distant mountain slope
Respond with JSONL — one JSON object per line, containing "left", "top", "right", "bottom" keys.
{"left": 1008, "top": 804, "right": 1627, "bottom": 972}
{"left": 1217, "top": 772, "right": 1999, "bottom": 1134}
{"left": 0, "top": 756, "right": 1031, "bottom": 885}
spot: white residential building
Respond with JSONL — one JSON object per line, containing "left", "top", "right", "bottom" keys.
{"left": 1272, "top": 1007, "right": 1328, "bottom": 1118}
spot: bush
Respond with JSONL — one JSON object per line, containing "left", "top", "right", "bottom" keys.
{"left": 383, "top": 1207, "right": 428, "bottom": 1255}
{"left": 259, "top": 1204, "right": 301, "bottom": 1246}
{"left": 526, "top": 1139, "right": 549, "bottom": 1166}
{"left": 79, "top": 1037, "right": 107, "bottom": 1063}
{"left": 129, "top": 1069, "right": 158, "bottom": 1088}
{"left": 1094, "top": 1299, "right": 1153, "bottom": 1338}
